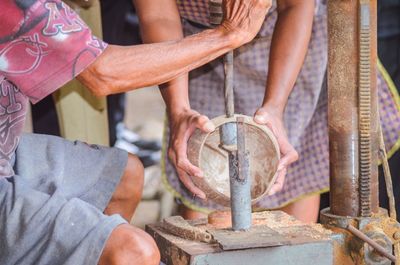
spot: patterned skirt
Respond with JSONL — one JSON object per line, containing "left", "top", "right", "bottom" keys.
{"left": 161, "top": 11, "right": 400, "bottom": 212}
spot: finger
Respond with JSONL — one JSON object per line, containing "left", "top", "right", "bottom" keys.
{"left": 268, "top": 168, "right": 287, "bottom": 196}
{"left": 176, "top": 157, "right": 203, "bottom": 178}
{"left": 193, "top": 115, "right": 215, "bottom": 133}
{"left": 178, "top": 170, "right": 206, "bottom": 199}
{"left": 254, "top": 112, "right": 268, "bottom": 125}
{"left": 278, "top": 146, "right": 299, "bottom": 171}
{"left": 253, "top": 109, "right": 298, "bottom": 169}
{"left": 173, "top": 133, "right": 204, "bottom": 178}
{"left": 253, "top": 110, "right": 278, "bottom": 136}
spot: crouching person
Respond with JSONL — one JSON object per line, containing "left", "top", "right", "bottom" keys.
{"left": 0, "top": 0, "right": 271, "bottom": 264}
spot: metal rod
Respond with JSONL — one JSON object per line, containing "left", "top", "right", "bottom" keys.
{"left": 378, "top": 117, "right": 400, "bottom": 263}
{"left": 368, "top": 0, "right": 380, "bottom": 215}
{"left": 378, "top": 124, "right": 396, "bottom": 220}
{"left": 224, "top": 51, "right": 234, "bottom": 118}
{"left": 210, "top": 0, "right": 251, "bottom": 230}
{"left": 230, "top": 117, "right": 252, "bottom": 230}
{"left": 347, "top": 225, "right": 396, "bottom": 263}
{"left": 358, "top": 1, "right": 372, "bottom": 217}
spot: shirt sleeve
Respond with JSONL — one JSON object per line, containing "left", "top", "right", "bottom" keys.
{"left": 0, "top": 0, "right": 107, "bottom": 104}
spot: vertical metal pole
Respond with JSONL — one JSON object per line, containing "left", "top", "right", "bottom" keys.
{"left": 367, "top": 0, "right": 379, "bottom": 215}
{"left": 209, "top": 0, "right": 251, "bottom": 230}
{"left": 328, "top": 0, "right": 360, "bottom": 217}
{"left": 358, "top": 1, "right": 373, "bottom": 217}
{"left": 328, "top": 0, "right": 379, "bottom": 217}
{"left": 232, "top": 117, "right": 252, "bottom": 230}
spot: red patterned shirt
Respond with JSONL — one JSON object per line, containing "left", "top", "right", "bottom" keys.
{"left": 0, "top": 0, "right": 106, "bottom": 177}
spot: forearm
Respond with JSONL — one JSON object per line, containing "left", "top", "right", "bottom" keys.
{"left": 78, "top": 28, "right": 236, "bottom": 97}
{"left": 78, "top": 0, "right": 271, "bottom": 97}
{"left": 263, "top": 3, "right": 314, "bottom": 114}
{"left": 135, "top": 1, "right": 191, "bottom": 114}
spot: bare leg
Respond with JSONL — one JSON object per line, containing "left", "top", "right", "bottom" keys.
{"left": 104, "top": 154, "right": 144, "bottom": 221}
{"left": 99, "top": 224, "right": 160, "bottom": 265}
{"left": 279, "top": 194, "right": 320, "bottom": 223}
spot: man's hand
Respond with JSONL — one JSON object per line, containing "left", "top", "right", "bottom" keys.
{"left": 168, "top": 109, "right": 215, "bottom": 199}
{"left": 254, "top": 106, "right": 298, "bottom": 195}
{"left": 221, "top": 0, "right": 272, "bottom": 47}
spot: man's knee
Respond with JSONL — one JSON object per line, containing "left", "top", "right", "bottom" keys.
{"left": 120, "top": 154, "right": 144, "bottom": 201}
{"left": 100, "top": 224, "right": 160, "bottom": 265}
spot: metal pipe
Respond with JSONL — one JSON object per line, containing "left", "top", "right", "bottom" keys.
{"left": 328, "top": 0, "right": 379, "bottom": 217}
{"left": 223, "top": 51, "right": 234, "bottom": 118}
{"left": 328, "top": 0, "right": 360, "bottom": 217}
{"left": 347, "top": 225, "right": 396, "bottom": 263}
{"left": 230, "top": 117, "right": 252, "bottom": 230}
{"left": 210, "top": 0, "right": 251, "bottom": 230}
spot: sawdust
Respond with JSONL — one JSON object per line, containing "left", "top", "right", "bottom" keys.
{"left": 252, "top": 211, "right": 303, "bottom": 228}
{"left": 164, "top": 211, "right": 332, "bottom": 245}
{"left": 310, "top": 223, "right": 333, "bottom": 236}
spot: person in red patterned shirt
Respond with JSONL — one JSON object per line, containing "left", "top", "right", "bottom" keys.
{"left": 0, "top": 0, "right": 271, "bottom": 264}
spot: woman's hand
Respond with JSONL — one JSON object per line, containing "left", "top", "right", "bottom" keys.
{"left": 254, "top": 106, "right": 298, "bottom": 195}
{"left": 168, "top": 109, "right": 215, "bottom": 199}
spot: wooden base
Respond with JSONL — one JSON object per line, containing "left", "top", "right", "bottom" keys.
{"left": 146, "top": 211, "right": 334, "bottom": 265}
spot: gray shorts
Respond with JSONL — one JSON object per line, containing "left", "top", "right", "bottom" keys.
{"left": 0, "top": 133, "right": 129, "bottom": 265}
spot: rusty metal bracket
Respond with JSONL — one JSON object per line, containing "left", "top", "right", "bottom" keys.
{"left": 347, "top": 224, "right": 396, "bottom": 263}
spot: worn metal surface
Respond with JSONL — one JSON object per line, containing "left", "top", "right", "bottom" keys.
{"left": 328, "top": 0, "right": 379, "bottom": 217}
{"left": 187, "top": 115, "right": 280, "bottom": 207}
{"left": 328, "top": 0, "right": 360, "bottom": 217}
{"left": 378, "top": 122, "right": 400, "bottom": 262}
{"left": 209, "top": 0, "right": 252, "bottom": 231}
{"left": 358, "top": 1, "right": 373, "bottom": 217}
{"left": 347, "top": 224, "right": 395, "bottom": 263}
{"left": 321, "top": 208, "right": 399, "bottom": 264}
{"left": 357, "top": 0, "right": 379, "bottom": 218}
{"left": 367, "top": 0, "right": 379, "bottom": 215}
{"left": 223, "top": 51, "right": 235, "bottom": 118}
{"left": 147, "top": 211, "right": 333, "bottom": 265}
{"left": 229, "top": 117, "right": 252, "bottom": 230}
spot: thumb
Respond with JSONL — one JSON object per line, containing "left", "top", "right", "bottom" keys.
{"left": 254, "top": 108, "right": 270, "bottom": 124}
{"left": 194, "top": 115, "right": 215, "bottom": 133}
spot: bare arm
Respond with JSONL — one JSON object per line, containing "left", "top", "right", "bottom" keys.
{"left": 78, "top": 29, "right": 232, "bottom": 96}
{"left": 254, "top": 0, "right": 314, "bottom": 195}
{"left": 133, "top": 0, "right": 217, "bottom": 197}
{"left": 78, "top": 0, "right": 272, "bottom": 98}
{"left": 133, "top": 0, "right": 189, "bottom": 115}
{"left": 262, "top": 0, "right": 315, "bottom": 114}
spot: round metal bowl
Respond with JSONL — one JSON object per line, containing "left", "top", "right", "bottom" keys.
{"left": 187, "top": 114, "right": 280, "bottom": 207}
